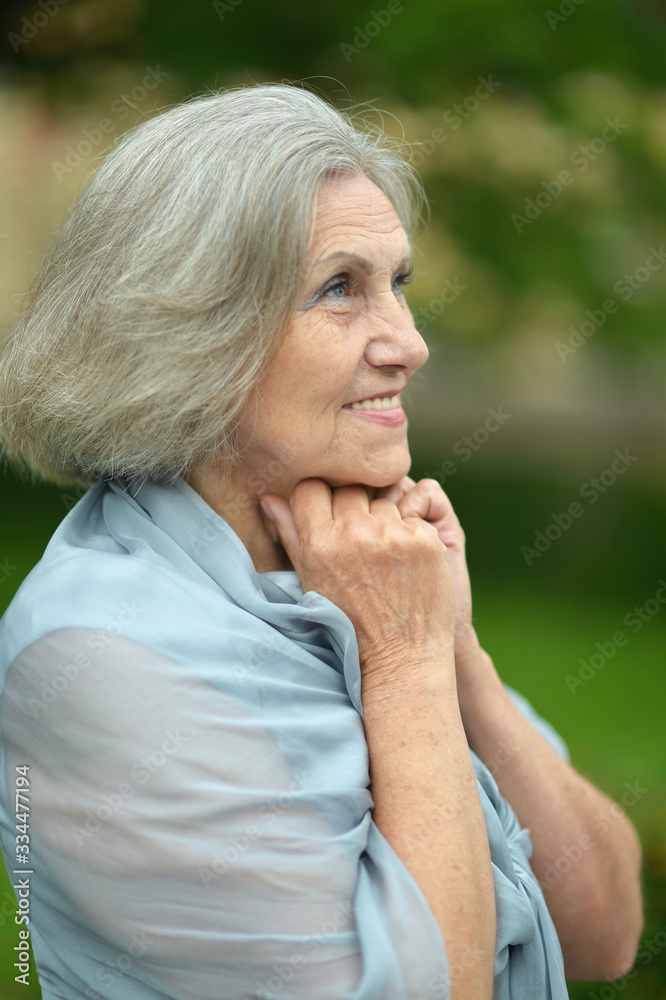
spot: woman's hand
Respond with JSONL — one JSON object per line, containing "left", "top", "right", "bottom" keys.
{"left": 259, "top": 479, "right": 457, "bottom": 697}
{"left": 261, "top": 479, "right": 498, "bottom": 997}
{"left": 375, "top": 476, "right": 480, "bottom": 662}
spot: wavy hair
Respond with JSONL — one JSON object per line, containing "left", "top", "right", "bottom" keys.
{"left": 0, "top": 83, "right": 425, "bottom": 485}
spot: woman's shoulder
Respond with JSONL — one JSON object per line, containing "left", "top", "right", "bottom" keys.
{"left": 0, "top": 480, "right": 252, "bottom": 673}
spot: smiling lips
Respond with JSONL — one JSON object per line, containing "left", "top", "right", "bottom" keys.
{"left": 342, "top": 393, "right": 406, "bottom": 426}
{"left": 346, "top": 393, "right": 401, "bottom": 411}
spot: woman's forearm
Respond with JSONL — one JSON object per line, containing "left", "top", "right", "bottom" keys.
{"left": 362, "top": 660, "right": 496, "bottom": 1000}
{"left": 455, "top": 642, "right": 643, "bottom": 982}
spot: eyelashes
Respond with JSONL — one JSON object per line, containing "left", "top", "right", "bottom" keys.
{"left": 393, "top": 265, "right": 414, "bottom": 290}
{"left": 319, "top": 265, "right": 414, "bottom": 301}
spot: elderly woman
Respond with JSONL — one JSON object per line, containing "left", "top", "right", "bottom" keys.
{"left": 0, "top": 84, "right": 642, "bottom": 1000}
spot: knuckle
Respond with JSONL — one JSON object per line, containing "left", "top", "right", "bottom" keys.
{"left": 370, "top": 497, "right": 398, "bottom": 514}
{"left": 413, "top": 517, "right": 439, "bottom": 538}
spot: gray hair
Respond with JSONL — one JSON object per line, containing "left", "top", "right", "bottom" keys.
{"left": 0, "top": 83, "right": 426, "bottom": 486}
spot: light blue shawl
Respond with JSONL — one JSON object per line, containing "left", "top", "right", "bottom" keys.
{"left": 0, "top": 476, "right": 570, "bottom": 999}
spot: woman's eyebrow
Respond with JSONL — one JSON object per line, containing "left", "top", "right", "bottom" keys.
{"left": 314, "top": 250, "right": 412, "bottom": 275}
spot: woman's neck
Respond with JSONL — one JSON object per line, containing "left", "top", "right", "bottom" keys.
{"left": 185, "top": 464, "right": 294, "bottom": 574}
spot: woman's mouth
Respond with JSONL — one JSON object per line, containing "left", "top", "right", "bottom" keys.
{"left": 341, "top": 394, "right": 406, "bottom": 426}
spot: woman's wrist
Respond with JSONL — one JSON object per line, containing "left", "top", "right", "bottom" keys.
{"left": 360, "top": 643, "right": 457, "bottom": 711}
{"left": 454, "top": 639, "right": 508, "bottom": 728}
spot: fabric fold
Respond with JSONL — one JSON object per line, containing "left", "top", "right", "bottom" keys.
{"left": 0, "top": 475, "right": 570, "bottom": 999}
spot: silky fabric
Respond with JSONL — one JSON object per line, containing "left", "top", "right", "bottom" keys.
{"left": 0, "top": 476, "right": 570, "bottom": 999}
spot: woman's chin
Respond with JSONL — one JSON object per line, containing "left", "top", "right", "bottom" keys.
{"left": 323, "top": 456, "right": 412, "bottom": 491}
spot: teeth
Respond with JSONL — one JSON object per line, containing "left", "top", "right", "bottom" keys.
{"left": 348, "top": 394, "right": 400, "bottom": 411}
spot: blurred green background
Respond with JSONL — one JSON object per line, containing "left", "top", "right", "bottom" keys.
{"left": 0, "top": 0, "right": 664, "bottom": 996}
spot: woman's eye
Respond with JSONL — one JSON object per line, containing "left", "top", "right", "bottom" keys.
{"left": 318, "top": 267, "right": 413, "bottom": 302}
{"left": 322, "top": 279, "right": 352, "bottom": 299}
{"left": 392, "top": 267, "right": 414, "bottom": 294}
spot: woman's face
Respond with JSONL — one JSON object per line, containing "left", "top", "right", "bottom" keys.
{"left": 237, "top": 173, "right": 429, "bottom": 494}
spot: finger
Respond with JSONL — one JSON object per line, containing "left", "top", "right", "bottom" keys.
{"left": 331, "top": 484, "right": 371, "bottom": 519}
{"left": 259, "top": 495, "right": 301, "bottom": 572}
{"left": 397, "top": 478, "right": 455, "bottom": 525}
{"left": 368, "top": 496, "right": 405, "bottom": 521}
{"left": 289, "top": 479, "right": 334, "bottom": 533}
{"left": 374, "top": 475, "right": 416, "bottom": 506}
{"left": 396, "top": 481, "right": 434, "bottom": 522}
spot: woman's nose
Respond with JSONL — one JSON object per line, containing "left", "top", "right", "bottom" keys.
{"left": 363, "top": 298, "right": 429, "bottom": 372}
